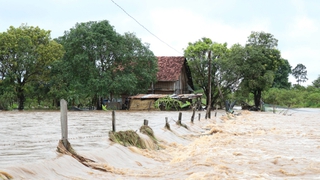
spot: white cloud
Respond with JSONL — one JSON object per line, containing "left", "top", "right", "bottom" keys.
{"left": 289, "top": 16, "right": 319, "bottom": 37}
{"left": 143, "top": 7, "right": 272, "bottom": 56}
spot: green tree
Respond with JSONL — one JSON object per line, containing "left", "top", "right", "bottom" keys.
{"left": 262, "top": 88, "right": 281, "bottom": 106}
{"left": 292, "top": 63, "right": 308, "bottom": 85}
{"left": 272, "top": 58, "right": 291, "bottom": 89}
{"left": 109, "top": 32, "right": 158, "bottom": 96}
{"left": 306, "top": 93, "right": 320, "bottom": 107}
{"left": 56, "top": 20, "right": 157, "bottom": 109}
{"left": 184, "top": 38, "right": 226, "bottom": 108}
{"left": 0, "top": 24, "right": 65, "bottom": 110}
{"left": 0, "top": 79, "right": 15, "bottom": 110}
{"left": 222, "top": 43, "right": 247, "bottom": 94}
{"left": 184, "top": 38, "right": 212, "bottom": 106}
{"left": 240, "top": 31, "right": 282, "bottom": 109}
{"left": 312, "top": 75, "right": 320, "bottom": 88}
{"left": 184, "top": 38, "right": 243, "bottom": 114}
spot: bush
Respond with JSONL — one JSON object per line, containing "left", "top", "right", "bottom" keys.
{"left": 154, "top": 96, "right": 185, "bottom": 110}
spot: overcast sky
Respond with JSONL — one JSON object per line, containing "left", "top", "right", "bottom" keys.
{"left": 1, "top": 0, "right": 319, "bottom": 85}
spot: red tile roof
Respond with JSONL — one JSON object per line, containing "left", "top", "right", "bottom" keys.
{"left": 157, "top": 56, "right": 185, "bottom": 81}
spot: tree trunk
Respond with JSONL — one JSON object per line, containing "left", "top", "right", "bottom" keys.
{"left": 17, "top": 86, "right": 25, "bottom": 110}
{"left": 54, "top": 99, "right": 60, "bottom": 108}
{"left": 253, "top": 90, "right": 261, "bottom": 109}
{"left": 96, "top": 95, "right": 102, "bottom": 110}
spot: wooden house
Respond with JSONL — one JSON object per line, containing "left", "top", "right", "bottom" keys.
{"left": 122, "top": 56, "right": 198, "bottom": 110}
{"left": 148, "top": 56, "right": 194, "bottom": 94}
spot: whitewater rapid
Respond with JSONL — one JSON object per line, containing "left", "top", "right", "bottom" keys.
{"left": 1, "top": 109, "right": 320, "bottom": 179}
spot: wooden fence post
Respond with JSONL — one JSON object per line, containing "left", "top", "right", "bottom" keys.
{"left": 165, "top": 117, "right": 170, "bottom": 130}
{"left": 198, "top": 113, "right": 201, "bottom": 121}
{"left": 144, "top": 119, "right": 148, "bottom": 126}
{"left": 112, "top": 110, "right": 116, "bottom": 132}
{"left": 60, "top": 99, "right": 68, "bottom": 148}
{"left": 178, "top": 112, "right": 182, "bottom": 125}
{"left": 191, "top": 107, "right": 195, "bottom": 123}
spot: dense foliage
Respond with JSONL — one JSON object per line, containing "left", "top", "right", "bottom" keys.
{"left": 184, "top": 31, "right": 318, "bottom": 110}
{"left": 263, "top": 86, "right": 320, "bottom": 108}
{"left": 239, "top": 31, "right": 283, "bottom": 108}
{"left": 54, "top": 20, "right": 157, "bottom": 109}
{"left": 0, "top": 24, "right": 65, "bottom": 110}
{"left": 184, "top": 38, "right": 240, "bottom": 110}
{"left": 0, "top": 21, "right": 157, "bottom": 110}
{"left": 0, "top": 22, "right": 319, "bottom": 110}
{"left": 154, "top": 96, "right": 191, "bottom": 110}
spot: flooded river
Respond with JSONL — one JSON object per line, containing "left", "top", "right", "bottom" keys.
{"left": 1, "top": 109, "right": 320, "bottom": 179}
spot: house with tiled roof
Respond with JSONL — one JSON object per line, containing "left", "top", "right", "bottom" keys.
{"left": 148, "top": 56, "right": 194, "bottom": 94}
{"left": 122, "top": 56, "right": 198, "bottom": 110}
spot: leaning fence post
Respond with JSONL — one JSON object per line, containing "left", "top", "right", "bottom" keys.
{"left": 191, "top": 107, "right": 195, "bottom": 123}
{"left": 60, "top": 99, "right": 68, "bottom": 148}
{"left": 178, "top": 112, "right": 182, "bottom": 125}
{"left": 112, "top": 110, "right": 116, "bottom": 132}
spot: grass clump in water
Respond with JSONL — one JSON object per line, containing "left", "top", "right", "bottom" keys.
{"left": 139, "top": 125, "right": 157, "bottom": 143}
{"left": 109, "top": 130, "right": 147, "bottom": 149}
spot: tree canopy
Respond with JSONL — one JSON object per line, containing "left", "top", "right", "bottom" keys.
{"left": 54, "top": 20, "right": 157, "bottom": 108}
{"left": 272, "top": 58, "right": 292, "bottom": 89}
{"left": 184, "top": 38, "right": 225, "bottom": 107}
{"left": 184, "top": 32, "right": 289, "bottom": 111}
{"left": 0, "top": 24, "right": 64, "bottom": 110}
{"left": 184, "top": 37, "right": 243, "bottom": 113}
{"left": 2, "top": 21, "right": 316, "bottom": 111}
{"left": 292, "top": 63, "right": 308, "bottom": 85}
{"left": 239, "top": 31, "right": 283, "bottom": 108}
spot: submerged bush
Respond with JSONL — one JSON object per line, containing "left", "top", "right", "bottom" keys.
{"left": 154, "top": 96, "right": 190, "bottom": 110}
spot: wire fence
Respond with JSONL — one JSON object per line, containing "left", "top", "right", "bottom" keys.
{"left": 0, "top": 110, "right": 194, "bottom": 147}
{"left": 0, "top": 135, "right": 107, "bottom": 146}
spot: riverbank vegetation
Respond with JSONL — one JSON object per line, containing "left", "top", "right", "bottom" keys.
{"left": 1, "top": 22, "right": 319, "bottom": 111}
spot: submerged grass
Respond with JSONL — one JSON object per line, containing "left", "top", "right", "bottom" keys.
{"left": 140, "top": 125, "right": 157, "bottom": 143}
{"left": 109, "top": 125, "right": 159, "bottom": 150}
{"left": 109, "top": 130, "right": 147, "bottom": 149}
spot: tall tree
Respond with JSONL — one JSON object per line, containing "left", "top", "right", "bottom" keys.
{"left": 56, "top": 20, "right": 157, "bottom": 108}
{"left": 0, "top": 24, "right": 64, "bottom": 110}
{"left": 240, "top": 31, "right": 282, "bottom": 108}
{"left": 184, "top": 38, "right": 240, "bottom": 113}
{"left": 221, "top": 43, "right": 246, "bottom": 92}
{"left": 292, "top": 63, "right": 308, "bottom": 85}
{"left": 184, "top": 38, "right": 212, "bottom": 113}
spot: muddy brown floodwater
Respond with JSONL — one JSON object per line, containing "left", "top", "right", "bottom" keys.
{"left": 0, "top": 108, "right": 320, "bottom": 179}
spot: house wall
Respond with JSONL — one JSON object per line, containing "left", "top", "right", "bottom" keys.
{"left": 153, "top": 81, "right": 175, "bottom": 94}
{"left": 147, "top": 59, "right": 192, "bottom": 94}
{"left": 129, "top": 99, "right": 156, "bottom": 110}
{"left": 149, "top": 66, "right": 190, "bottom": 94}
